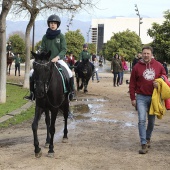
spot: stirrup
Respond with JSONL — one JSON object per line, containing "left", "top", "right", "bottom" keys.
{"left": 69, "top": 92, "right": 76, "bottom": 101}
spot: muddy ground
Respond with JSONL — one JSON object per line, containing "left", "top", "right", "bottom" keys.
{"left": 1, "top": 66, "right": 170, "bottom": 170}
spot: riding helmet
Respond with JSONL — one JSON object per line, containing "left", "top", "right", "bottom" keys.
{"left": 47, "top": 14, "right": 61, "bottom": 28}
{"left": 83, "top": 44, "right": 88, "bottom": 48}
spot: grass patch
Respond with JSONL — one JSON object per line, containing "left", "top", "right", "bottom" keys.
{"left": 0, "top": 105, "right": 35, "bottom": 128}
{"left": 0, "top": 84, "right": 29, "bottom": 117}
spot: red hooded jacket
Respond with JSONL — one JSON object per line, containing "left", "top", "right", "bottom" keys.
{"left": 129, "top": 58, "right": 166, "bottom": 101}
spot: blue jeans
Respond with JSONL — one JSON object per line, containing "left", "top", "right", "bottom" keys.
{"left": 119, "top": 71, "right": 124, "bottom": 84}
{"left": 113, "top": 72, "right": 120, "bottom": 85}
{"left": 136, "top": 94, "right": 155, "bottom": 145}
{"left": 92, "top": 71, "right": 99, "bottom": 81}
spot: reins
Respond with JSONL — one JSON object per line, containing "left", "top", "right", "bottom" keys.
{"left": 46, "top": 63, "right": 65, "bottom": 108}
{"left": 34, "top": 61, "right": 65, "bottom": 109}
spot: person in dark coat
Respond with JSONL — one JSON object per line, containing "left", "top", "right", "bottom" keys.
{"left": 162, "top": 61, "right": 168, "bottom": 77}
{"left": 132, "top": 52, "right": 142, "bottom": 68}
{"left": 111, "top": 53, "right": 123, "bottom": 87}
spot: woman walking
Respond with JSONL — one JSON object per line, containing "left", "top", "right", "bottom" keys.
{"left": 111, "top": 53, "right": 123, "bottom": 87}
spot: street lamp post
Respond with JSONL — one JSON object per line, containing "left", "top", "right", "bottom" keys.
{"left": 86, "top": 26, "right": 91, "bottom": 43}
{"left": 134, "top": 4, "right": 143, "bottom": 37}
{"left": 66, "top": 14, "right": 74, "bottom": 32}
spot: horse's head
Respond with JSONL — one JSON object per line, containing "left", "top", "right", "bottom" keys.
{"left": 82, "top": 60, "right": 90, "bottom": 75}
{"left": 32, "top": 51, "right": 52, "bottom": 99}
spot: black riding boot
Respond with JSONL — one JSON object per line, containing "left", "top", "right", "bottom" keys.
{"left": 24, "top": 77, "right": 35, "bottom": 101}
{"left": 113, "top": 78, "right": 116, "bottom": 87}
{"left": 69, "top": 77, "right": 75, "bottom": 101}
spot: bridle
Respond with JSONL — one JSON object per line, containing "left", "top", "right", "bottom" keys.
{"left": 33, "top": 60, "right": 65, "bottom": 108}
{"left": 33, "top": 61, "right": 51, "bottom": 93}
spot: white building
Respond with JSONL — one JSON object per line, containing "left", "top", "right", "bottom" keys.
{"left": 91, "top": 17, "right": 165, "bottom": 53}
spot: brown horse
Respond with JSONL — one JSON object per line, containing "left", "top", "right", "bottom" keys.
{"left": 7, "top": 51, "right": 14, "bottom": 75}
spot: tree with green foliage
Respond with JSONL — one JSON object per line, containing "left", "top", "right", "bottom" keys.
{"left": 65, "top": 30, "right": 85, "bottom": 60}
{"left": 35, "top": 41, "right": 42, "bottom": 52}
{"left": 103, "top": 29, "right": 142, "bottom": 62}
{"left": 8, "top": 34, "right": 25, "bottom": 62}
{"left": 87, "top": 43, "right": 96, "bottom": 55}
{"left": 147, "top": 10, "right": 170, "bottom": 63}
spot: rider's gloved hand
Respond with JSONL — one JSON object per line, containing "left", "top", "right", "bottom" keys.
{"left": 51, "top": 56, "right": 60, "bottom": 63}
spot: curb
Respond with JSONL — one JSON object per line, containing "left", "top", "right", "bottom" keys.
{"left": 0, "top": 101, "right": 34, "bottom": 123}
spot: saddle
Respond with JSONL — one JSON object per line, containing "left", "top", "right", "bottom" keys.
{"left": 55, "top": 63, "right": 70, "bottom": 93}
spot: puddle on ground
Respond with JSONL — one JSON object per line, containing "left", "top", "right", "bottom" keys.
{"left": 75, "top": 98, "right": 107, "bottom": 102}
{"left": 69, "top": 98, "right": 136, "bottom": 128}
{"left": 91, "top": 117, "right": 118, "bottom": 123}
{"left": 70, "top": 104, "right": 90, "bottom": 114}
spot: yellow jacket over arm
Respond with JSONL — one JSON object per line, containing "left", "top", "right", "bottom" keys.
{"left": 149, "top": 78, "right": 170, "bottom": 119}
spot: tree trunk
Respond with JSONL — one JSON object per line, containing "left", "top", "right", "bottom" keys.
{"left": 0, "top": 17, "right": 7, "bottom": 103}
{"left": 23, "top": 17, "right": 36, "bottom": 88}
{"left": 0, "top": 0, "right": 13, "bottom": 103}
{"left": 23, "top": 30, "right": 31, "bottom": 88}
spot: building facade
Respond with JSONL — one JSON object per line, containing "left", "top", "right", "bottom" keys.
{"left": 91, "top": 17, "right": 165, "bottom": 53}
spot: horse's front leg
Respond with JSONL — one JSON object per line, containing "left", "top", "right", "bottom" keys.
{"left": 79, "top": 78, "right": 83, "bottom": 90}
{"left": 32, "top": 106, "right": 44, "bottom": 158}
{"left": 84, "top": 79, "right": 88, "bottom": 93}
{"left": 76, "top": 77, "right": 80, "bottom": 91}
{"left": 48, "top": 112, "right": 57, "bottom": 157}
{"left": 7, "top": 65, "right": 9, "bottom": 75}
{"left": 9, "top": 65, "right": 11, "bottom": 75}
{"left": 62, "top": 101, "right": 69, "bottom": 143}
{"left": 45, "top": 109, "right": 50, "bottom": 148}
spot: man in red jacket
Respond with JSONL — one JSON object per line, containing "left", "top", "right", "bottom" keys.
{"left": 129, "top": 46, "right": 166, "bottom": 154}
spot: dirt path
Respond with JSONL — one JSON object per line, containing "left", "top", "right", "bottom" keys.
{"left": 1, "top": 72, "right": 170, "bottom": 170}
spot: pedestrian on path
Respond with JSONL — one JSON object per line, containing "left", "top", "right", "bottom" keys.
{"left": 14, "top": 53, "right": 21, "bottom": 76}
{"left": 92, "top": 57, "right": 100, "bottom": 82}
{"left": 111, "top": 53, "right": 122, "bottom": 87}
{"left": 129, "top": 46, "right": 166, "bottom": 154}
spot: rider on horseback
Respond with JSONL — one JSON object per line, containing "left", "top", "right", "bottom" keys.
{"left": 79, "top": 44, "right": 94, "bottom": 75}
{"left": 24, "top": 14, "right": 75, "bottom": 101}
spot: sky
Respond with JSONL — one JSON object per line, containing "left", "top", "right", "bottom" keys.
{"left": 6, "top": 0, "right": 170, "bottom": 22}
{"left": 73, "top": 0, "right": 170, "bottom": 21}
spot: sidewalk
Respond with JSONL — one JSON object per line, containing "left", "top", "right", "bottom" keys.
{"left": 0, "top": 101, "right": 34, "bottom": 123}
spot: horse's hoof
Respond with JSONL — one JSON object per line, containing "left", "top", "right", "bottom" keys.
{"left": 47, "top": 152, "right": 54, "bottom": 158}
{"left": 35, "top": 150, "right": 42, "bottom": 158}
{"left": 44, "top": 143, "right": 49, "bottom": 148}
{"left": 84, "top": 90, "right": 88, "bottom": 93}
{"left": 62, "top": 138, "right": 68, "bottom": 143}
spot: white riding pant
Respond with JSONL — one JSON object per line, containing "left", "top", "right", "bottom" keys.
{"left": 58, "top": 60, "right": 72, "bottom": 78}
{"left": 29, "top": 60, "right": 72, "bottom": 78}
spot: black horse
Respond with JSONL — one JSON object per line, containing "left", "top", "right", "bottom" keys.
{"left": 31, "top": 51, "right": 69, "bottom": 158}
{"left": 74, "top": 59, "right": 93, "bottom": 93}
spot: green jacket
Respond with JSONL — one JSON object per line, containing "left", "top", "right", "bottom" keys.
{"left": 111, "top": 58, "right": 122, "bottom": 73}
{"left": 41, "top": 33, "right": 67, "bottom": 60}
{"left": 79, "top": 50, "right": 91, "bottom": 61}
{"left": 14, "top": 56, "right": 21, "bottom": 64}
